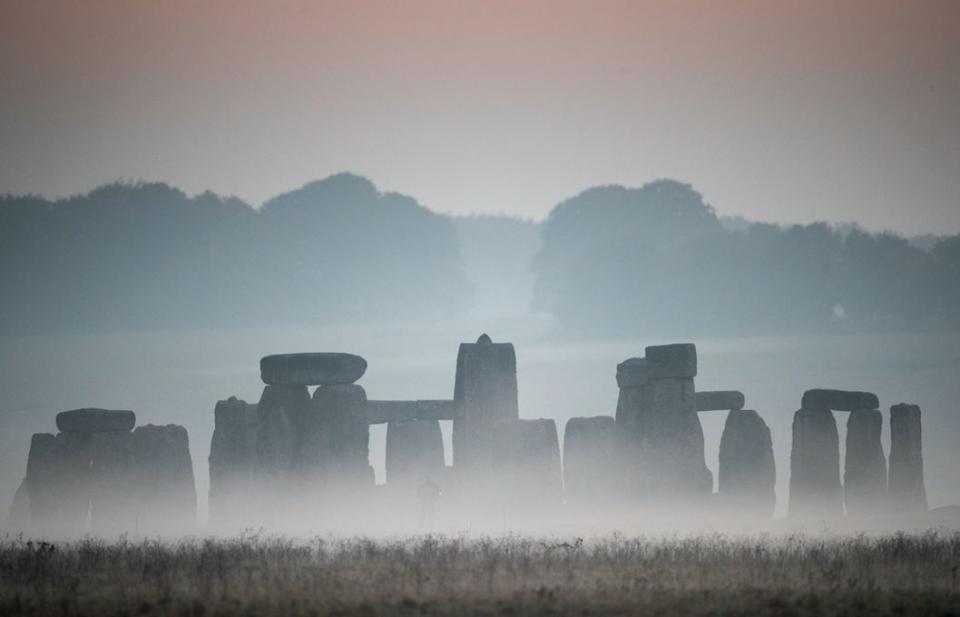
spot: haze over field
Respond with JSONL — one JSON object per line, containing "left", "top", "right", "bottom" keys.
{"left": 1, "top": 0, "right": 958, "bottom": 542}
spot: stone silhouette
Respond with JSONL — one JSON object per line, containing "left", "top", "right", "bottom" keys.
{"left": 209, "top": 396, "right": 259, "bottom": 527}
{"left": 801, "top": 389, "right": 879, "bottom": 412}
{"left": 889, "top": 403, "right": 927, "bottom": 514}
{"left": 309, "top": 383, "right": 372, "bottom": 492}
{"left": 696, "top": 391, "right": 745, "bottom": 412}
{"left": 452, "top": 334, "right": 519, "bottom": 476}
{"left": 56, "top": 408, "right": 136, "bottom": 433}
{"left": 385, "top": 419, "right": 445, "bottom": 490}
{"left": 7, "top": 479, "right": 31, "bottom": 531}
{"left": 562, "top": 415, "right": 617, "bottom": 506}
{"left": 89, "top": 430, "right": 137, "bottom": 532}
{"left": 718, "top": 409, "right": 775, "bottom": 516}
{"left": 130, "top": 424, "right": 197, "bottom": 532}
{"left": 490, "top": 418, "right": 563, "bottom": 512}
{"left": 25, "top": 432, "right": 92, "bottom": 534}
{"left": 260, "top": 352, "right": 367, "bottom": 386}
{"left": 789, "top": 407, "right": 842, "bottom": 518}
{"left": 617, "top": 344, "right": 712, "bottom": 502}
{"left": 256, "top": 384, "right": 310, "bottom": 484}
{"left": 843, "top": 409, "right": 887, "bottom": 517}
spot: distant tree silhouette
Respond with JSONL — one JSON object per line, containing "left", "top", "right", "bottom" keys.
{"left": 0, "top": 174, "right": 469, "bottom": 333}
{"left": 533, "top": 181, "right": 959, "bottom": 336}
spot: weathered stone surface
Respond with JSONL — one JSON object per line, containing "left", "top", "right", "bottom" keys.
{"left": 256, "top": 384, "right": 309, "bottom": 476}
{"left": 56, "top": 408, "right": 135, "bottom": 433}
{"left": 209, "top": 397, "right": 259, "bottom": 526}
{"left": 801, "top": 389, "right": 879, "bottom": 412}
{"left": 452, "top": 335, "right": 519, "bottom": 473}
{"left": 633, "top": 378, "right": 712, "bottom": 499}
{"left": 616, "top": 358, "right": 649, "bottom": 389}
{"left": 614, "top": 383, "right": 644, "bottom": 429}
{"left": 130, "top": 424, "right": 197, "bottom": 532}
{"left": 718, "top": 410, "right": 776, "bottom": 516}
{"left": 25, "top": 432, "right": 92, "bottom": 533}
{"left": 843, "top": 409, "right": 887, "bottom": 517}
{"left": 307, "top": 384, "right": 372, "bottom": 489}
{"left": 491, "top": 419, "right": 563, "bottom": 507}
{"left": 260, "top": 352, "right": 367, "bottom": 386}
{"left": 644, "top": 343, "right": 697, "bottom": 379}
{"left": 385, "top": 419, "right": 445, "bottom": 488}
{"left": 696, "top": 391, "right": 745, "bottom": 412}
{"left": 789, "top": 408, "right": 842, "bottom": 518}
{"left": 563, "top": 416, "right": 617, "bottom": 505}
{"left": 889, "top": 403, "right": 927, "bottom": 513}
{"left": 89, "top": 430, "right": 137, "bottom": 532}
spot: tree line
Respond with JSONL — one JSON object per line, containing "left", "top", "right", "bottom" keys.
{"left": 1, "top": 174, "right": 957, "bottom": 336}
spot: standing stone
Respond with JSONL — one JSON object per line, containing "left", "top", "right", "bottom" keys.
{"left": 25, "top": 432, "right": 92, "bottom": 534}
{"left": 89, "top": 430, "right": 138, "bottom": 533}
{"left": 615, "top": 358, "right": 648, "bottom": 432}
{"left": 308, "top": 384, "right": 371, "bottom": 491}
{"left": 632, "top": 344, "right": 712, "bottom": 500}
{"left": 718, "top": 409, "right": 776, "bottom": 517}
{"left": 256, "top": 384, "right": 309, "bottom": 480}
{"left": 789, "top": 408, "right": 842, "bottom": 518}
{"left": 563, "top": 416, "right": 617, "bottom": 506}
{"left": 844, "top": 409, "right": 887, "bottom": 518}
{"left": 889, "top": 403, "right": 927, "bottom": 514}
{"left": 130, "top": 424, "right": 197, "bottom": 532}
{"left": 385, "top": 419, "right": 445, "bottom": 490}
{"left": 452, "top": 334, "right": 519, "bottom": 475}
{"left": 209, "top": 397, "right": 259, "bottom": 527}
{"left": 614, "top": 358, "right": 647, "bottom": 498}
{"left": 490, "top": 419, "right": 563, "bottom": 511}
{"left": 7, "top": 479, "right": 31, "bottom": 531}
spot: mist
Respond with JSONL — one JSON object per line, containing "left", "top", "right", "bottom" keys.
{"left": 2, "top": 174, "right": 958, "bottom": 536}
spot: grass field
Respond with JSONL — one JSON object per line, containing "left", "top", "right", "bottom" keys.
{"left": 0, "top": 531, "right": 958, "bottom": 616}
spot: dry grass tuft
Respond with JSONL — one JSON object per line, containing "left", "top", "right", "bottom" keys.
{"left": 0, "top": 531, "right": 958, "bottom": 615}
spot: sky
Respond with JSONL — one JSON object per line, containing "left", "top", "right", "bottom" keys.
{"left": 1, "top": 1, "right": 958, "bottom": 235}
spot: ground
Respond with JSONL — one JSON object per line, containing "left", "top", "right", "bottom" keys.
{"left": 0, "top": 531, "right": 958, "bottom": 616}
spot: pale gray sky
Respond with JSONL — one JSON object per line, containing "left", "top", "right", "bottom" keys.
{"left": 1, "top": 0, "right": 958, "bottom": 234}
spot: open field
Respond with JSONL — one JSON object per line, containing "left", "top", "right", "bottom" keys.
{"left": 0, "top": 531, "right": 958, "bottom": 616}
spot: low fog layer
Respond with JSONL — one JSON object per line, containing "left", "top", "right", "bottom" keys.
{"left": 1, "top": 173, "right": 958, "bottom": 532}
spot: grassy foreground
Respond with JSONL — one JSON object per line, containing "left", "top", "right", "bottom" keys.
{"left": 0, "top": 531, "right": 958, "bottom": 616}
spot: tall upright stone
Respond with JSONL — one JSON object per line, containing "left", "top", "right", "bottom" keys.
{"left": 563, "top": 416, "right": 617, "bottom": 506}
{"left": 7, "top": 479, "right": 31, "bottom": 531}
{"left": 385, "top": 419, "right": 445, "bottom": 490}
{"left": 209, "top": 397, "right": 259, "bottom": 527}
{"left": 308, "top": 383, "right": 372, "bottom": 492}
{"left": 256, "top": 384, "right": 309, "bottom": 485}
{"left": 627, "top": 344, "right": 712, "bottom": 501}
{"left": 89, "top": 430, "right": 137, "bottom": 533}
{"left": 490, "top": 418, "right": 562, "bottom": 512}
{"left": 718, "top": 409, "right": 775, "bottom": 517}
{"left": 843, "top": 409, "right": 887, "bottom": 518}
{"left": 130, "top": 424, "right": 197, "bottom": 532}
{"left": 25, "top": 432, "right": 92, "bottom": 534}
{"left": 789, "top": 407, "right": 842, "bottom": 518}
{"left": 889, "top": 403, "right": 927, "bottom": 514}
{"left": 452, "top": 334, "right": 519, "bottom": 476}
